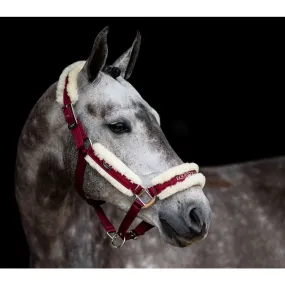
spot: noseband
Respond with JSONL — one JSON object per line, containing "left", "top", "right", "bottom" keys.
{"left": 57, "top": 62, "right": 206, "bottom": 248}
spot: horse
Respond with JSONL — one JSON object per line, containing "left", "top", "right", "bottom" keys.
{"left": 15, "top": 26, "right": 212, "bottom": 268}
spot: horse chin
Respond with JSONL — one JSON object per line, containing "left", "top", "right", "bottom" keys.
{"left": 158, "top": 219, "right": 208, "bottom": 248}
{"left": 158, "top": 229, "right": 192, "bottom": 247}
{"left": 163, "top": 235, "right": 192, "bottom": 247}
{"left": 160, "top": 230, "right": 207, "bottom": 248}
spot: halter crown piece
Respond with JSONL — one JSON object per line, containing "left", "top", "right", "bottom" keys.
{"left": 56, "top": 62, "right": 206, "bottom": 248}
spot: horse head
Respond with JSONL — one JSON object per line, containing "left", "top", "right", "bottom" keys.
{"left": 56, "top": 26, "right": 212, "bottom": 248}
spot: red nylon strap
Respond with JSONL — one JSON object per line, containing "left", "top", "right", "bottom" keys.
{"left": 87, "top": 200, "right": 117, "bottom": 233}
{"left": 153, "top": 170, "right": 197, "bottom": 195}
{"left": 117, "top": 199, "right": 143, "bottom": 238}
{"left": 77, "top": 120, "right": 88, "bottom": 142}
{"left": 125, "top": 221, "right": 154, "bottom": 240}
{"left": 62, "top": 77, "right": 84, "bottom": 150}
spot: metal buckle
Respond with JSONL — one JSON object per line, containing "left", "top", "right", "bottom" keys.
{"left": 107, "top": 232, "right": 126, "bottom": 249}
{"left": 135, "top": 188, "right": 156, "bottom": 209}
{"left": 62, "top": 103, "right": 78, "bottom": 130}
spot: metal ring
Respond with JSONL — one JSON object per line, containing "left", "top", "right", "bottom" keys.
{"left": 110, "top": 233, "right": 126, "bottom": 249}
{"left": 106, "top": 232, "right": 115, "bottom": 239}
{"left": 135, "top": 188, "right": 156, "bottom": 209}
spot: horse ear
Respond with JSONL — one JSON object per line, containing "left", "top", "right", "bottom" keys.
{"left": 83, "top": 26, "right": 109, "bottom": 82}
{"left": 112, "top": 31, "right": 141, "bottom": 80}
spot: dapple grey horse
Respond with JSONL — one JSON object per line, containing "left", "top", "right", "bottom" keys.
{"left": 15, "top": 27, "right": 285, "bottom": 268}
{"left": 15, "top": 27, "right": 212, "bottom": 268}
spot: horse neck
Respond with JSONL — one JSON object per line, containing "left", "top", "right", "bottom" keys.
{"left": 16, "top": 82, "right": 113, "bottom": 267}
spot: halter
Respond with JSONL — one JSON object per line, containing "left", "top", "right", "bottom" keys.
{"left": 57, "top": 62, "right": 206, "bottom": 248}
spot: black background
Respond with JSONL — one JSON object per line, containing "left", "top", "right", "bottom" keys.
{"left": 2, "top": 18, "right": 285, "bottom": 268}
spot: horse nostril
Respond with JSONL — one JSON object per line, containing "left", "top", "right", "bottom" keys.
{"left": 188, "top": 207, "right": 204, "bottom": 233}
{"left": 189, "top": 208, "right": 201, "bottom": 226}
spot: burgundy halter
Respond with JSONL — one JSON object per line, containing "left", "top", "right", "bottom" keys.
{"left": 61, "top": 75, "right": 202, "bottom": 248}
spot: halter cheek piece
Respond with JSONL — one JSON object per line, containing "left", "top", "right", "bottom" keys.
{"left": 58, "top": 63, "right": 206, "bottom": 248}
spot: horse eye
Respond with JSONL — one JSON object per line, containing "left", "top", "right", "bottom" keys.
{"left": 108, "top": 122, "right": 130, "bottom": 134}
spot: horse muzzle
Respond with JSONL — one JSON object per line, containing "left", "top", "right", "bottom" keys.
{"left": 158, "top": 192, "right": 212, "bottom": 247}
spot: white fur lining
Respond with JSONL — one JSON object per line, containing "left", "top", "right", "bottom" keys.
{"left": 92, "top": 143, "right": 142, "bottom": 185}
{"left": 56, "top": 61, "right": 86, "bottom": 106}
{"left": 84, "top": 143, "right": 142, "bottom": 196}
{"left": 151, "top": 163, "right": 199, "bottom": 185}
{"left": 85, "top": 154, "right": 134, "bottom": 197}
{"left": 157, "top": 173, "right": 206, "bottom": 200}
